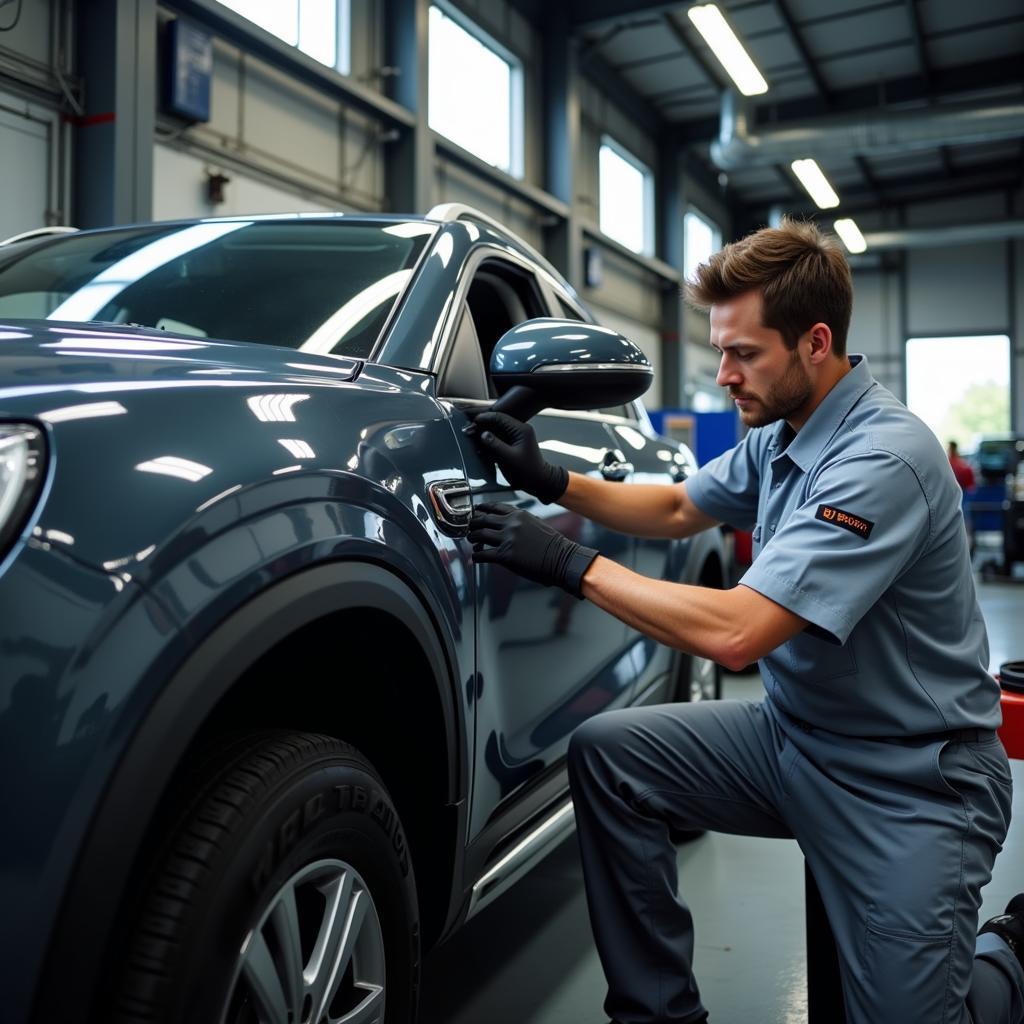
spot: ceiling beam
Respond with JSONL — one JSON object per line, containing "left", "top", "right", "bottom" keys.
{"left": 772, "top": 0, "right": 831, "bottom": 103}
{"left": 903, "top": 0, "right": 931, "bottom": 94}
{"left": 566, "top": 0, "right": 691, "bottom": 34}
{"left": 854, "top": 155, "right": 887, "bottom": 205}
{"left": 902, "top": 3, "right": 960, "bottom": 179}
{"left": 773, "top": 162, "right": 802, "bottom": 200}
{"left": 662, "top": 9, "right": 727, "bottom": 93}
{"left": 579, "top": 48, "right": 666, "bottom": 139}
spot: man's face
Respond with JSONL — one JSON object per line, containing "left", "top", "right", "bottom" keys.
{"left": 709, "top": 290, "right": 814, "bottom": 428}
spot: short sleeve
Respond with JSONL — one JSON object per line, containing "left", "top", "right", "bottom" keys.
{"left": 739, "top": 450, "right": 932, "bottom": 644}
{"left": 685, "top": 429, "right": 769, "bottom": 531}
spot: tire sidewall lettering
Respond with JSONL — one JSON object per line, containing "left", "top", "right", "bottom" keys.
{"left": 251, "top": 773, "right": 411, "bottom": 895}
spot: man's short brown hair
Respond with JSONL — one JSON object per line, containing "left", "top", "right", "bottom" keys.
{"left": 686, "top": 217, "right": 853, "bottom": 357}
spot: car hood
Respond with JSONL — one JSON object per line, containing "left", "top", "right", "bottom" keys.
{"left": 0, "top": 320, "right": 362, "bottom": 405}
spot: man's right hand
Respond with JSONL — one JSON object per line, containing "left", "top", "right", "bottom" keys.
{"left": 464, "top": 411, "right": 569, "bottom": 504}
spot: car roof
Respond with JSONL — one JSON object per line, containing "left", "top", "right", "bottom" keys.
{"left": 16, "top": 207, "right": 575, "bottom": 300}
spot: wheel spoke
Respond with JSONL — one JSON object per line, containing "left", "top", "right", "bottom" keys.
{"left": 337, "top": 983, "right": 385, "bottom": 1024}
{"left": 240, "top": 928, "right": 291, "bottom": 1024}
{"left": 691, "top": 655, "right": 718, "bottom": 701}
{"left": 269, "top": 883, "right": 305, "bottom": 1013}
{"left": 309, "top": 871, "right": 368, "bottom": 1021}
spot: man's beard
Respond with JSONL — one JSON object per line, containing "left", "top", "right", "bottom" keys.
{"left": 730, "top": 349, "right": 813, "bottom": 427}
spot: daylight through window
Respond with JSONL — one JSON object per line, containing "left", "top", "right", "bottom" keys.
{"left": 599, "top": 138, "right": 653, "bottom": 256}
{"left": 428, "top": 5, "right": 523, "bottom": 177}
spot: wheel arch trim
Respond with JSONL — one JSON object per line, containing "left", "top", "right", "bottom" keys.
{"left": 33, "top": 558, "right": 465, "bottom": 1024}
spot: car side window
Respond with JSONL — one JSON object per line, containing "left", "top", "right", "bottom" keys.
{"left": 439, "top": 259, "right": 547, "bottom": 400}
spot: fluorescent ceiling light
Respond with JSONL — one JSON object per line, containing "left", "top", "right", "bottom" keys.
{"left": 687, "top": 4, "right": 768, "bottom": 96}
{"left": 135, "top": 456, "right": 213, "bottom": 483}
{"left": 790, "top": 159, "right": 840, "bottom": 209}
{"left": 246, "top": 394, "right": 310, "bottom": 423}
{"left": 278, "top": 438, "right": 316, "bottom": 460}
{"left": 39, "top": 401, "right": 128, "bottom": 423}
{"left": 834, "top": 218, "right": 867, "bottom": 254}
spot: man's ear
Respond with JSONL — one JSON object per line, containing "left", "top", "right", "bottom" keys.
{"left": 806, "top": 322, "right": 833, "bottom": 364}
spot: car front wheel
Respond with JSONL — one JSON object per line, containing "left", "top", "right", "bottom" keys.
{"left": 112, "top": 732, "right": 419, "bottom": 1024}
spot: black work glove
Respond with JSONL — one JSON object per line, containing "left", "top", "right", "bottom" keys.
{"left": 469, "top": 502, "right": 599, "bottom": 598}
{"left": 463, "top": 411, "right": 568, "bottom": 504}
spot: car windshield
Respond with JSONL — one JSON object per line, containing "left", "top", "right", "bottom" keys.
{"left": 0, "top": 218, "right": 436, "bottom": 357}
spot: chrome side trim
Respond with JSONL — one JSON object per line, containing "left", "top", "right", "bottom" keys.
{"left": 633, "top": 673, "right": 671, "bottom": 706}
{"left": 533, "top": 363, "right": 652, "bottom": 373}
{"left": 466, "top": 799, "right": 576, "bottom": 919}
{"left": 428, "top": 479, "right": 472, "bottom": 529}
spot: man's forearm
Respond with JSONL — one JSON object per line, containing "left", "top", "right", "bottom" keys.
{"left": 579, "top": 553, "right": 743, "bottom": 665}
{"left": 579, "top": 555, "right": 808, "bottom": 671}
{"left": 558, "top": 471, "right": 690, "bottom": 538}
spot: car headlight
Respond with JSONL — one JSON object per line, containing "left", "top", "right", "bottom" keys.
{"left": 0, "top": 423, "right": 46, "bottom": 558}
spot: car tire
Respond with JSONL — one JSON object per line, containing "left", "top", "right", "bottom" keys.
{"left": 111, "top": 731, "right": 419, "bottom": 1024}
{"left": 671, "top": 648, "right": 722, "bottom": 704}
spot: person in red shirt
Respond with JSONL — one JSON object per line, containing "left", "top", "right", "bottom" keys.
{"left": 949, "top": 440, "right": 976, "bottom": 492}
{"left": 949, "top": 440, "right": 977, "bottom": 554}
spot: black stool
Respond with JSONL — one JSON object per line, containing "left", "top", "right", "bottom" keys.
{"left": 806, "top": 863, "right": 846, "bottom": 1023}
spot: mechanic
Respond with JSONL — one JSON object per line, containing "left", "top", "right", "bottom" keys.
{"left": 465, "top": 218, "right": 1024, "bottom": 1024}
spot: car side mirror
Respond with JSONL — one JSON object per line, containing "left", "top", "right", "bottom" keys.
{"left": 487, "top": 318, "right": 653, "bottom": 422}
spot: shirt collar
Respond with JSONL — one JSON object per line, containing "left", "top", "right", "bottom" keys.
{"left": 770, "top": 355, "right": 876, "bottom": 472}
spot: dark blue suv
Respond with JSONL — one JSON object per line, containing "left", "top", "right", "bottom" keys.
{"left": 0, "top": 205, "right": 725, "bottom": 1024}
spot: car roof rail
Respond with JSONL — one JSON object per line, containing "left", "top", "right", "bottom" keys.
{"left": 425, "top": 202, "right": 575, "bottom": 297}
{"left": 1, "top": 225, "right": 79, "bottom": 246}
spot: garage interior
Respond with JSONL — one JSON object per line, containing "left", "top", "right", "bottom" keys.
{"left": 2, "top": 0, "right": 1023, "bottom": 1022}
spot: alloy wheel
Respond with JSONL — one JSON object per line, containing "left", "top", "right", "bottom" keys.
{"left": 689, "top": 654, "right": 719, "bottom": 702}
{"left": 222, "top": 858, "right": 386, "bottom": 1024}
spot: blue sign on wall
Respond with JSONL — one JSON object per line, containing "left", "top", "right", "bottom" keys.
{"left": 165, "top": 19, "right": 213, "bottom": 123}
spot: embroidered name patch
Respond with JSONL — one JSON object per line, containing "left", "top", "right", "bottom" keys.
{"left": 815, "top": 504, "right": 874, "bottom": 539}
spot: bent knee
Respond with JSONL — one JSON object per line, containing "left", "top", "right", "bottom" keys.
{"left": 568, "top": 709, "right": 635, "bottom": 772}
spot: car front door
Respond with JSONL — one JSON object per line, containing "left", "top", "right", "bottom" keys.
{"left": 437, "top": 252, "right": 634, "bottom": 839}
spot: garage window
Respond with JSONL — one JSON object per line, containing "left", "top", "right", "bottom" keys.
{"left": 683, "top": 208, "right": 721, "bottom": 282}
{"left": 217, "top": 0, "right": 351, "bottom": 74}
{"left": 599, "top": 137, "right": 653, "bottom": 256}
{"left": 905, "top": 334, "right": 1011, "bottom": 447}
{"left": 428, "top": 4, "right": 524, "bottom": 177}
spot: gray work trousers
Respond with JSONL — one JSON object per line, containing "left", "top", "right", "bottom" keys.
{"left": 567, "top": 698, "right": 1022, "bottom": 1024}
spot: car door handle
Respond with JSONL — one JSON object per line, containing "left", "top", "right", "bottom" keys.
{"left": 600, "top": 455, "right": 633, "bottom": 481}
{"left": 428, "top": 480, "right": 472, "bottom": 530}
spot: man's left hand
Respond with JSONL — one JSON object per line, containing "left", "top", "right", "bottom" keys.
{"left": 468, "top": 502, "right": 599, "bottom": 598}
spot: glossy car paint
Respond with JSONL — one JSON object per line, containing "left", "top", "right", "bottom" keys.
{"left": 0, "top": 323, "right": 477, "bottom": 1020}
{"left": 0, "top": 213, "right": 723, "bottom": 1023}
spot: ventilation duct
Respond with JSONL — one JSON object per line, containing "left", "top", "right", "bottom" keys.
{"left": 711, "top": 91, "right": 1024, "bottom": 172}
{"left": 861, "top": 220, "right": 1024, "bottom": 251}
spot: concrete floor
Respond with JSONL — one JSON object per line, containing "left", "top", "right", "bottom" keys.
{"left": 419, "top": 577, "right": 1024, "bottom": 1024}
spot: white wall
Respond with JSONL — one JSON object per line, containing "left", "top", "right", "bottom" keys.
{"left": 153, "top": 8, "right": 387, "bottom": 215}
{"left": 153, "top": 144, "right": 337, "bottom": 219}
{"left": 0, "top": 102, "right": 54, "bottom": 238}
{"left": 0, "top": 0, "right": 71, "bottom": 235}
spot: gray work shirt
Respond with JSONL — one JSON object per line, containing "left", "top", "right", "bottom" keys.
{"left": 686, "top": 355, "right": 1000, "bottom": 737}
